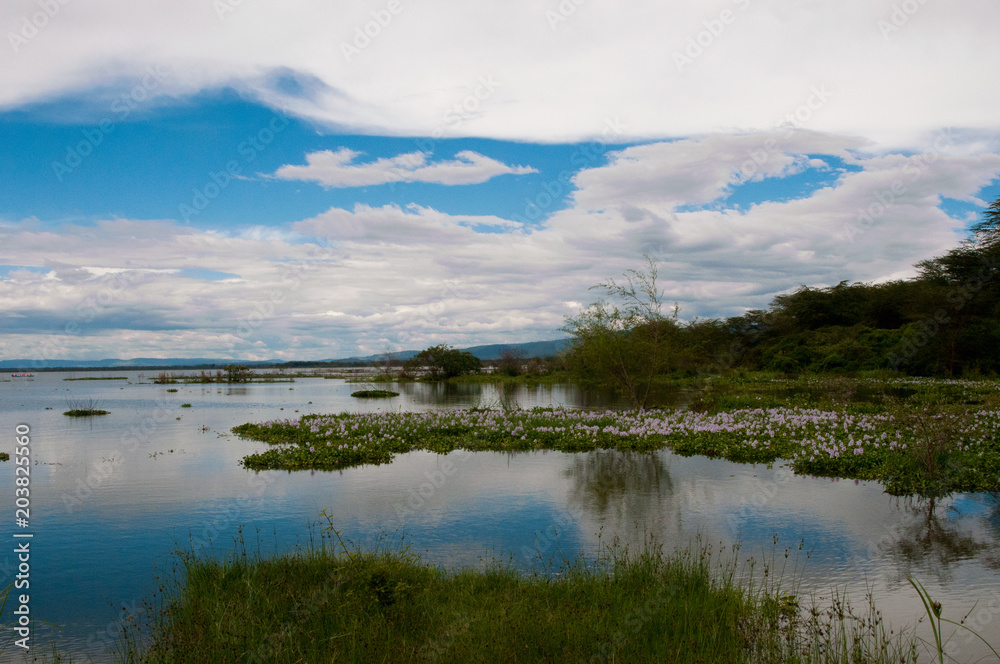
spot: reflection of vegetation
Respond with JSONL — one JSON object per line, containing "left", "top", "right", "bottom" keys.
{"left": 878, "top": 498, "right": 989, "bottom": 585}
{"left": 564, "top": 451, "right": 673, "bottom": 523}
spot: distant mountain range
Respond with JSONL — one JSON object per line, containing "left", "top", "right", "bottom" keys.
{"left": 0, "top": 339, "right": 572, "bottom": 370}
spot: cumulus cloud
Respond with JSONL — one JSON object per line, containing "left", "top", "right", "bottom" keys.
{"left": 272, "top": 149, "right": 537, "bottom": 187}
{"left": 3, "top": 134, "right": 999, "bottom": 360}
{"left": 570, "top": 130, "right": 866, "bottom": 212}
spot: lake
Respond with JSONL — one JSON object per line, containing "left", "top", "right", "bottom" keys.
{"left": 1, "top": 371, "right": 999, "bottom": 662}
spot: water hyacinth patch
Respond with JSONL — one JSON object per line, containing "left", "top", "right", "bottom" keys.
{"left": 233, "top": 405, "right": 1000, "bottom": 495}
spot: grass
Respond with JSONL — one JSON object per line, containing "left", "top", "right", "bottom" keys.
{"left": 350, "top": 389, "right": 400, "bottom": 398}
{"left": 117, "top": 527, "right": 919, "bottom": 664}
{"left": 64, "top": 409, "right": 110, "bottom": 416}
{"left": 64, "top": 397, "right": 110, "bottom": 417}
{"left": 233, "top": 398, "right": 1000, "bottom": 495}
{"left": 180, "top": 403, "right": 192, "bottom": 408}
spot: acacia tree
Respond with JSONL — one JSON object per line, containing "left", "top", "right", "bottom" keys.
{"left": 404, "top": 344, "right": 481, "bottom": 379}
{"left": 562, "top": 256, "right": 677, "bottom": 409}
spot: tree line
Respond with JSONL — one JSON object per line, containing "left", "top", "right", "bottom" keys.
{"left": 562, "top": 197, "right": 1000, "bottom": 404}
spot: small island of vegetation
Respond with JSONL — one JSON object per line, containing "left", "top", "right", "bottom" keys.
{"left": 350, "top": 389, "right": 400, "bottom": 398}
{"left": 63, "top": 398, "right": 109, "bottom": 417}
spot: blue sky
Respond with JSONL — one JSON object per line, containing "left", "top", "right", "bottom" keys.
{"left": 2, "top": 1, "right": 1000, "bottom": 361}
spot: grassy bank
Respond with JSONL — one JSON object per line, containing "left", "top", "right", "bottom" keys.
{"left": 234, "top": 379, "right": 1000, "bottom": 495}
{"left": 119, "top": 534, "right": 918, "bottom": 664}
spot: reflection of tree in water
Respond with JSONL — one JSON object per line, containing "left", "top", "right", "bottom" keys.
{"left": 975, "top": 493, "right": 1000, "bottom": 570}
{"left": 879, "top": 496, "right": 992, "bottom": 585}
{"left": 399, "top": 381, "right": 484, "bottom": 406}
{"left": 564, "top": 450, "right": 674, "bottom": 529}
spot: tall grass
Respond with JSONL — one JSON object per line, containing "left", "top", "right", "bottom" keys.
{"left": 117, "top": 527, "right": 921, "bottom": 664}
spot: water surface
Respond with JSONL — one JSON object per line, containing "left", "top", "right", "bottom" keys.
{"left": 1, "top": 372, "right": 998, "bottom": 662}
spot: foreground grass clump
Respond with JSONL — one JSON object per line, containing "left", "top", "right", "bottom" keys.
{"left": 120, "top": 532, "right": 918, "bottom": 664}
{"left": 350, "top": 389, "right": 400, "bottom": 398}
{"left": 233, "top": 404, "right": 1000, "bottom": 494}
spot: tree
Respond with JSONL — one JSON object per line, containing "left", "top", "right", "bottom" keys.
{"left": 225, "top": 364, "right": 253, "bottom": 383}
{"left": 404, "top": 344, "right": 481, "bottom": 379}
{"left": 562, "top": 256, "right": 677, "bottom": 409}
{"left": 497, "top": 347, "right": 528, "bottom": 376}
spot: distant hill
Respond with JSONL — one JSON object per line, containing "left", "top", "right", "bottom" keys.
{"left": 330, "top": 339, "right": 572, "bottom": 363}
{"left": 0, "top": 339, "right": 573, "bottom": 370}
{"left": 0, "top": 358, "right": 279, "bottom": 370}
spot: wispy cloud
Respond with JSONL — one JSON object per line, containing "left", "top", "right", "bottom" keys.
{"left": 272, "top": 149, "right": 536, "bottom": 187}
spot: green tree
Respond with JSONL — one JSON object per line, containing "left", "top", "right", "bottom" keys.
{"left": 225, "top": 364, "right": 253, "bottom": 383}
{"left": 405, "top": 344, "right": 481, "bottom": 379}
{"left": 562, "top": 257, "right": 678, "bottom": 409}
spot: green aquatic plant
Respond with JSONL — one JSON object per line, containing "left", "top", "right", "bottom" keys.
{"left": 351, "top": 389, "right": 400, "bottom": 398}
{"left": 64, "top": 397, "right": 110, "bottom": 417}
{"left": 233, "top": 403, "right": 1000, "bottom": 494}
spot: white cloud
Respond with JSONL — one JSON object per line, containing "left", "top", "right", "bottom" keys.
{"left": 272, "top": 149, "right": 536, "bottom": 187}
{"left": 1, "top": 1, "right": 998, "bottom": 149}
{"left": 3, "top": 134, "right": 999, "bottom": 359}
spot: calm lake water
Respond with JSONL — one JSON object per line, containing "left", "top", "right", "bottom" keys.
{"left": 1, "top": 371, "right": 999, "bottom": 662}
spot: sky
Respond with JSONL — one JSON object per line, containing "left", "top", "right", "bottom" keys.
{"left": 2, "top": 0, "right": 1000, "bottom": 361}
